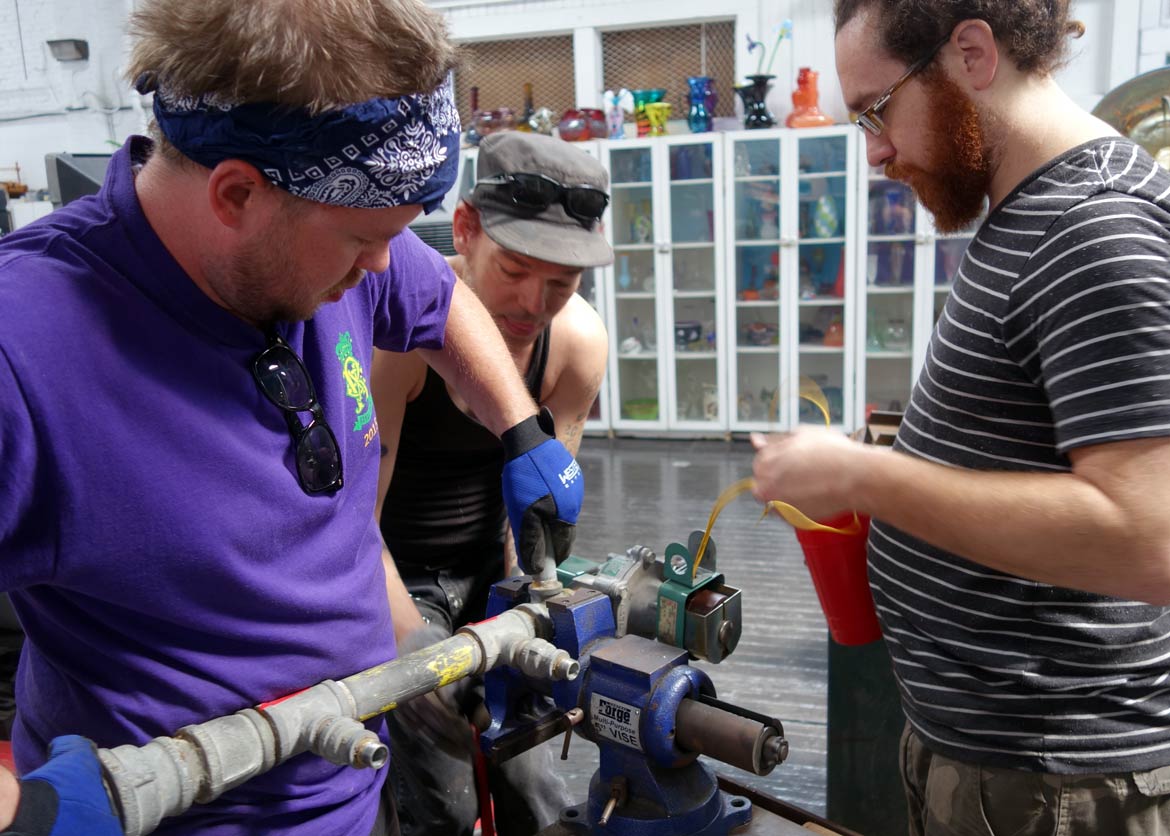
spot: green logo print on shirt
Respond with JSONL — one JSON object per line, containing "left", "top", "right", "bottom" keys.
{"left": 335, "top": 331, "right": 374, "bottom": 433}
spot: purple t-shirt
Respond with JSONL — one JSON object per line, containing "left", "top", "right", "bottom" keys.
{"left": 0, "top": 137, "right": 455, "bottom": 834}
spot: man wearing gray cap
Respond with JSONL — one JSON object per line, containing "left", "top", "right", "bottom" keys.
{"left": 370, "top": 131, "right": 611, "bottom": 835}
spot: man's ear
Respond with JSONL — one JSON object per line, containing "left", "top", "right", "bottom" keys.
{"left": 206, "top": 160, "right": 276, "bottom": 230}
{"left": 451, "top": 200, "right": 482, "bottom": 255}
{"left": 950, "top": 18, "right": 998, "bottom": 93}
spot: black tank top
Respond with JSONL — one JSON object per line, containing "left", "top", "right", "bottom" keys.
{"left": 379, "top": 327, "right": 551, "bottom": 570}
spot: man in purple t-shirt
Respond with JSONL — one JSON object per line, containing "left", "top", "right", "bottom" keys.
{"left": 0, "top": 1, "right": 584, "bottom": 835}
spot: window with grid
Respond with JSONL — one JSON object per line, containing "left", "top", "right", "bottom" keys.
{"left": 601, "top": 21, "right": 736, "bottom": 121}
{"left": 453, "top": 36, "right": 576, "bottom": 129}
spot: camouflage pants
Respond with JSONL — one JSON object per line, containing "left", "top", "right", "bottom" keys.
{"left": 901, "top": 724, "right": 1170, "bottom": 836}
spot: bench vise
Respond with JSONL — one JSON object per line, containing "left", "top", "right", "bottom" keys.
{"left": 479, "top": 534, "right": 788, "bottom": 836}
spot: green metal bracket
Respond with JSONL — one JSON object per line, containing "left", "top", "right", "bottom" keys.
{"left": 556, "top": 554, "right": 599, "bottom": 585}
{"left": 657, "top": 541, "right": 721, "bottom": 647}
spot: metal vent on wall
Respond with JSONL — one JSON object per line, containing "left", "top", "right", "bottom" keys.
{"left": 410, "top": 217, "right": 456, "bottom": 257}
{"left": 602, "top": 21, "right": 736, "bottom": 121}
{"left": 454, "top": 35, "right": 576, "bottom": 129}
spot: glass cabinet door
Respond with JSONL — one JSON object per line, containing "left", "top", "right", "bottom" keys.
{"left": 794, "top": 133, "right": 850, "bottom": 427}
{"left": 727, "top": 135, "right": 784, "bottom": 429}
{"left": 933, "top": 233, "right": 974, "bottom": 321}
{"left": 559, "top": 142, "right": 609, "bottom": 431}
{"left": 576, "top": 267, "right": 608, "bottom": 429}
{"left": 666, "top": 139, "right": 720, "bottom": 426}
{"left": 458, "top": 150, "right": 478, "bottom": 199}
{"left": 921, "top": 219, "right": 981, "bottom": 374}
{"left": 861, "top": 168, "right": 918, "bottom": 418}
{"left": 607, "top": 145, "right": 662, "bottom": 426}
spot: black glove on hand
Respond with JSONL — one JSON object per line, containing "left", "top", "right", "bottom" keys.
{"left": 500, "top": 408, "right": 583, "bottom": 576}
{"left": 394, "top": 622, "right": 477, "bottom": 756}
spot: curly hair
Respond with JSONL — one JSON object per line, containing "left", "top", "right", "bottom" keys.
{"left": 126, "top": 0, "right": 460, "bottom": 114}
{"left": 833, "top": 0, "right": 1084, "bottom": 74}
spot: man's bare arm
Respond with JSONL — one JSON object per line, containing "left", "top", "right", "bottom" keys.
{"left": 751, "top": 429, "right": 1170, "bottom": 603}
{"left": 503, "top": 294, "right": 608, "bottom": 575}
{"left": 369, "top": 348, "right": 428, "bottom": 642}
{"left": 420, "top": 278, "right": 536, "bottom": 437}
{"left": 540, "top": 294, "right": 608, "bottom": 458}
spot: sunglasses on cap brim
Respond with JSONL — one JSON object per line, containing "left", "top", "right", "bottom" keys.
{"left": 475, "top": 172, "right": 609, "bottom": 229}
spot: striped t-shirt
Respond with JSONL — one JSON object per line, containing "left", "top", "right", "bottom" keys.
{"left": 871, "top": 138, "right": 1170, "bottom": 773}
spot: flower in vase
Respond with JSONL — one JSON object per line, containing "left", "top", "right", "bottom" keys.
{"left": 745, "top": 33, "right": 765, "bottom": 67}
{"left": 745, "top": 18, "right": 794, "bottom": 78}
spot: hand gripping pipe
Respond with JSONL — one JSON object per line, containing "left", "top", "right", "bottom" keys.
{"left": 98, "top": 604, "right": 577, "bottom": 836}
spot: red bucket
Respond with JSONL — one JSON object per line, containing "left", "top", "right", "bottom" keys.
{"left": 794, "top": 512, "right": 882, "bottom": 645}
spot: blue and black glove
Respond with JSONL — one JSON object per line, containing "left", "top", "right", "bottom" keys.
{"left": 501, "top": 407, "right": 583, "bottom": 576}
{"left": 4, "top": 735, "right": 122, "bottom": 836}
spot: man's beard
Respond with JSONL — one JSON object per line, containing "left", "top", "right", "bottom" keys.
{"left": 886, "top": 72, "right": 993, "bottom": 234}
{"left": 207, "top": 232, "right": 362, "bottom": 326}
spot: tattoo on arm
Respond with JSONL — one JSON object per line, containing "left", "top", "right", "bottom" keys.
{"left": 563, "top": 418, "right": 584, "bottom": 457}
{"left": 559, "top": 368, "right": 603, "bottom": 457}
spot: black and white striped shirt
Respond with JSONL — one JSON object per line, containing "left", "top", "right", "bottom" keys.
{"left": 871, "top": 139, "right": 1170, "bottom": 773}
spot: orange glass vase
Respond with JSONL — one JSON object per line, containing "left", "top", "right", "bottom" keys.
{"left": 786, "top": 67, "right": 835, "bottom": 129}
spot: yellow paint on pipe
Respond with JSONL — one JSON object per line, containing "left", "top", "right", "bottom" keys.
{"left": 426, "top": 645, "right": 477, "bottom": 687}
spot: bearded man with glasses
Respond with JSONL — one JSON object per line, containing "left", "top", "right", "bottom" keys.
{"left": 369, "top": 131, "right": 611, "bottom": 836}
{"left": 751, "top": 2, "right": 1170, "bottom": 835}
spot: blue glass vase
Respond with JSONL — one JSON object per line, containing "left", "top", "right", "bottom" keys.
{"left": 686, "top": 76, "right": 713, "bottom": 133}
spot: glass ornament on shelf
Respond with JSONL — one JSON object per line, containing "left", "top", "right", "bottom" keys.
{"left": 604, "top": 88, "right": 634, "bottom": 139}
{"left": 786, "top": 67, "right": 835, "bottom": 129}
{"left": 517, "top": 82, "right": 536, "bottom": 132}
{"left": 736, "top": 75, "right": 776, "bottom": 130}
{"left": 686, "top": 76, "right": 714, "bottom": 133}
{"left": 631, "top": 88, "right": 666, "bottom": 137}
{"left": 881, "top": 318, "right": 909, "bottom": 351}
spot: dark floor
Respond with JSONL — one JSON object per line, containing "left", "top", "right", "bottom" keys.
{"left": 556, "top": 435, "right": 829, "bottom": 816}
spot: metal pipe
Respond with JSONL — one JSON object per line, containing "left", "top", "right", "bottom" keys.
{"left": 100, "top": 604, "right": 567, "bottom": 836}
{"left": 674, "top": 698, "right": 787, "bottom": 776}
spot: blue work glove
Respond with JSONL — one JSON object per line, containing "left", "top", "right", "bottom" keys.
{"left": 500, "top": 408, "right": 583, "bottom": 575}
{"left": 6, "top": 735, "right": 122, "bottom": 836}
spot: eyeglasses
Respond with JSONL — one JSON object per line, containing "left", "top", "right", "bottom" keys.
{"left": 475, "top": 172, "right": 610, "bottom": 229}
{"left": 252, "top": 332, "right": 343, "bottom": 494}
{"left": 851, "top": 36, "right": 950, "bottom": 137}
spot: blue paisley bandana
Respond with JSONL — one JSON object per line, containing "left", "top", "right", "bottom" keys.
{"left": 146, "top": 77, "right": 460, "bottom": 212}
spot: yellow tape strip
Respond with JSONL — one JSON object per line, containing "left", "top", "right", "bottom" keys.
{"left": 690, "top": 377, "right": 861, "bottom": 576}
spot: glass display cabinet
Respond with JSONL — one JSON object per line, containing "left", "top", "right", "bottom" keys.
{"left": 853, "top": 164, "right": 981, "bottom": 428}
{"left": 724, "top": 126, "right": 859, "bottom": 433}
{"left": 602, "top": 134, "right": 725, "bottom": 432}
{"left": 857, "top": 168, "right": 919, "bottom": 420}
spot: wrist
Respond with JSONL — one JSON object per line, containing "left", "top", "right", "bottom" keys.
{"left": 0, "top": 767, "right": 17, "bottom": 830}
{"left": 501, "top": 407, "right": 556, "bottom": 459}
{"left": 846, "top": 443, "right": 888, "bottom": 516}
{"left": 394, "top": 607, "right": 427, "bottom": 644}
{"left": 7, "top": 779, "right": 56, "bottom": 836}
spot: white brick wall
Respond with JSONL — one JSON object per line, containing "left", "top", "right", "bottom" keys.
{"left": 0, "top": 0, "right": 142, "bottom": 191}
{"left": 1139, "top": 0, "right": 1170, "bottom": 71}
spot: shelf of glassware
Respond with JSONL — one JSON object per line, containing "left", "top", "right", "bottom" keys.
{"left": 576, "top": 265, "right": 611, "bottom": 431}
{"left": 457, "top": 147, "right": 479, "bottom": 199}
{"left": 853, "top": 164, "right": 980, "bottom": 428}
{"left": 855, "top": 169, "right": 921, "bottom": 423}
{"left": 602, "top": 134, "right": 725, "bottom": 433}
{"left": 724, "top": 126, "right": 858, "bottom": 433}
{"left": 569, "top": 142, "right": 611, "bottom": 431}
